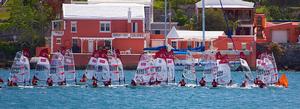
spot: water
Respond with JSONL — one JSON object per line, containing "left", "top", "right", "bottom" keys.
{"left": 0, "top": 69, "right": 299, "bottom": 109}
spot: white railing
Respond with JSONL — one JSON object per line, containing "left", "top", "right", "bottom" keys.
{"left": 52, "top": 31, "right": 64, "bottom": 36}
{"left": 112, "top": 33, "right": 149, "bottom": 39}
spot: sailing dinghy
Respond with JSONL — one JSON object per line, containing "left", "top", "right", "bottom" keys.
{"left": 108, "top": 49, "right": 125, "bottom": 85}
{"left": 132, "top": 53, "right": 156, "bottom": 86}
{"left": 33, "top": 49, "right": 50, "bottom": 86}
{"left": 50, "top": 52, "right": 66, "bottom": 85}
{"left": 9, "top": 50, "right": 30, "bottom": 86}
{"left": 63, "top": 50, "right": 76, "bottom": 84}
{"left": 216, "top": 52, "right": 232, "bottom": 85}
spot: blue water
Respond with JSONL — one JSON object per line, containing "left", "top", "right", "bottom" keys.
{"left": 0, "top": 69, "right": 299, "bottom": 109}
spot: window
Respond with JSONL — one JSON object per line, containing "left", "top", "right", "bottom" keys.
{"left": 195, "top": 42, "right": 200, "bottom": 47}
{"left": 187, "top": 41, "right": 192, "bottom": 49}
{"left": 171, "top": 41, "right": 177, "bottom": 49}
{"left": 132, "top": 22, "right": 138, "bottom": 33}
{"left": 72, "top": 39, "right": 81, "bottom": 53}
{"left": 242, "top": 43, "right": 247, "bottom": 50}
{"left": 56, "top": 38, "right": 61, "bottom": 44}
{"left": 227, "top": 43, "right": 233, "bottom": 50}
{"left": 100, "top": 21, "right": 111, "bottom": 32}
{"left": 71, "top": 21, "right": 77, "bottom": 33}
{"left": 155, "top": 30, "right": 160, "bottom": 34}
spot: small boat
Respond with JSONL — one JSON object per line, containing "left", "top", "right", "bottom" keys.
{"left": 95, "top": 50, "right": 111, "bottom": 86}
{"left": 256, "top": 52, "right": 279, "bottom": 85}
{"left": 182, "top": 51, "right": 197, "bottom": 84}
{"left": 132, "top": 53, "right": 156, "bottom": 86}
{"left": 63, "top": 50, "right": 76, "bottom": 84}
{"left": 239, "top": 52, "right": 254, "bottom": 87}
{"left": 33, "top": 49, "right": 50, "bottom": 86}
{"left": 153, "top": 49, "right": 168, "bottom": 83}
{"left": 202, "top": 52, "right": 218, "bottom": 83}
{"left": 50, "top": 52, "right": 65, "bottom": 85}
{"left": 166, "top": 50, "right": 175, "bottom": 83}
{"left": 108, "top": 49, "right": 125, "bottom": 85}
{"left": 8, "top": 49, "right": 31, "bottom": 86}
{"left": 215, "top": 52, "right": 231, "bottom": 85}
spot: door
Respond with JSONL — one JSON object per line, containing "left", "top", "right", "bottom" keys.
{"left": 88, "top": 40, "right": 94, "bottom": 53}
{"left": 272, "top": 30, "right": 288, "bottom": 43}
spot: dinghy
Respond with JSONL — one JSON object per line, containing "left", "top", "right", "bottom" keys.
{"left": 202, "top": 52, "right": 218, "bottom": 83}
{"left": 33, "top": 49, "right": 50, "bottom": 86}
{"left": 256, "top": 52, "right": 279, "bottom": 85}
{"left": 9, "top": 50, "right": 30, "bottom": 86}
{"left": 63, "top": 50, "right": 76, "bottom": 84}
{"left": 108, "top": 49, "right": 125, "bottom": 85}
{"left": 215, "top": 52, "right": 232, "bottom": 85}
{"left": 132, "top": 53, "right": 156, "bottom": 86}
{"left": 95, "top": 50, "right": 111, "bottom": 86}
{"left": 50, "top": 52, "right": 65, "bottom": 85}
{"left": 182, "top": 51, "right": 197, "bottom": 83}
{"left": 166, "top": 50, "right": 175, "bottom": 83}
{"left": 154, "top": 49, "right": 168, "bottom": 83}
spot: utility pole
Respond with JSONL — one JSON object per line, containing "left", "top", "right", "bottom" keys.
{"left": 164, "top": 0, "right": 168, "bottom": 46}
{"left": 202, "top": 0, "right": 205, "bottom": 50}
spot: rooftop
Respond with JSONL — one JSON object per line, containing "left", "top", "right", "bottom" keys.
{"left": 167, "top": 27, "right": 224, "bottom": 41}
{"left": 63, "top": 3, "right": 145, "bottom": 20}
{"left": 87, "top": 0, "right": 152, "bottom": 5}
{"left": 196, "top": 0, "right": 254, "bottom": 9}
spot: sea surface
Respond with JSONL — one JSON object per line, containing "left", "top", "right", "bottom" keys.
{"left": 0, "top": 69, "right": 299, "bottom": 109}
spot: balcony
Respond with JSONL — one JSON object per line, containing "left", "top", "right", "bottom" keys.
{"left": 112, "top": 33, "right": 150, "bottom": 39}
{"left": 51, "top": 31, "right": 64, "bottom": 36}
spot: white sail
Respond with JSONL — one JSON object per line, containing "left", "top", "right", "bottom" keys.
{"left": 240, "top": 58, "right": 253, "bottom": 82}
{"left": 34, "top": 57, "right": 50, "bottom": 81}
{"left": 182, "top": 52, "right": 197, "bottom": 81}
{"left": 108, "top": 56, "right": 125, "bottom": 83}
{"left": 85, "top": 57, "right": 98, "bottom": 79}
{"left": 216, "top": 62, "right": 231, "bottom": 85}
{"left": 134, "top": 54, "right": 156, "bottom": 84}
{"left": 154, "top": 58, "right": 168, "bottom": 82}
{"left": 96, "top": 57, "right": 110, "bottom": 82}
{"left": 166, "top": 58, "right": 175, "bottom": 82}
{"left": 203, "top": 60, "right": 218, "bottom": 82}
{"left": 256, "top": 53, "right": 278, "bottom": 84}
{"left": 50, "top": 52, "right": 65, "bottom": 83}
{"left": 64, "top": 50, "right": 76, "bottom": 82}
{"left": 10, "top": 51, "right": 30, "bottom": 83}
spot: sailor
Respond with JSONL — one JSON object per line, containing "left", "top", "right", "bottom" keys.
{"left": 254, "top": 78, "right": 259, "bottom": 85}
{"left": 32, "top": 76, "right": 39, "bottom": 86}
{"left": 258, "top": 80, "right": 266, "bottom": 88}
{"left": 199, "top": 77, "right": 206, "bottom": 87}
{"left": 103, "top": 79, "right": 111, "bottom": 87}
{"left": 0, "top": 77, "right": 4, "bottom": 84}
{"left": 240, "top": 80, "right": 247, "bottom": 87}
{"left": 227, "top": 80, "right": 233, "bottom": 86}
{"left": 179, "top": 79, "right": 186, "bottom": 87}
{"left": 92, "top": 80, "right": 98, "bottom": 87}
{"left": 131, "top": 80, "right": 137, "bottom": 86}
{"left": 155, "top": 79, "right": 161, "bottom": 85}
{"left": 212, "top": 79, "right": 218, "bottom": 87}
{"left": 79, "top": 74, "right": 87, "bottom": 83}
{"left": 47, "top": 78, "right": 53, "bottom": 86}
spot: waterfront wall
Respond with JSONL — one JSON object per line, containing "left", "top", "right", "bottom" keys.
{"left": 257, "top": 43, "right": 300, "bottom": 70}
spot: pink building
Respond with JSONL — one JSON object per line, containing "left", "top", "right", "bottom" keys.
{"left": 51, "top": 3, "right": 150, "bottom": 67}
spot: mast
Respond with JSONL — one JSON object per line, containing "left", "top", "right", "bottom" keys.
{"left": 202, "top": 0, "right": 205, "bottom": 50}
{"left": 164, "top": 0, "right": 168, "bottom": 46}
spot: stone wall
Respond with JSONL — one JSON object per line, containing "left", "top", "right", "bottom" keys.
{"left": 257, "top": 43, "right": 300, "bottom": 70}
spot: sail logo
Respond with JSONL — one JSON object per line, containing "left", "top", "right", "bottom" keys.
{"left": 141, "top": 63, "right": 146, "bottom": 66}
{"left": 99, "top": 59, "right": 106, "bottom": 63}
{"left": 92, "top": 59, "right": 97, "bottom": 63}
{"left": 41, "top": 58, "right": 46, "bottom": 62}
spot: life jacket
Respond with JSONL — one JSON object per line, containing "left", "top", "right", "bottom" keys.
{"left": 32, "top": 77, "right": 38, "bottom": 86}
{"left": 47, "top": 78, "right": 53, "bottom": 86}
{"left": 80, "top": 74, "right": 87, "bottom": 82}
{"left": 179, "top": 80, "right": 186, "bottom": 86}
{"left": 240, "top": 81, "right": 246, "bottom": 87}
{"left": 199, "top": 78, "right": 206, "bottom": 87}
{"left": 0, "top": 78, "right": 4, "bottom": 83}
{"left": 212, "top": 80, "right": 218, "bottom": 87}
{"left": 92, "top": 80, "right": 98, "bottom": 87}
{"left": 131, "top": 80, "right": 137, "bottom": 86}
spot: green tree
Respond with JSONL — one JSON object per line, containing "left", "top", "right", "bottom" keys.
{"left": 198, "top": 9, "right": 226, "bottom": 31}
{"left": 2, "top": 0, "right": 53, "bottom": 55}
